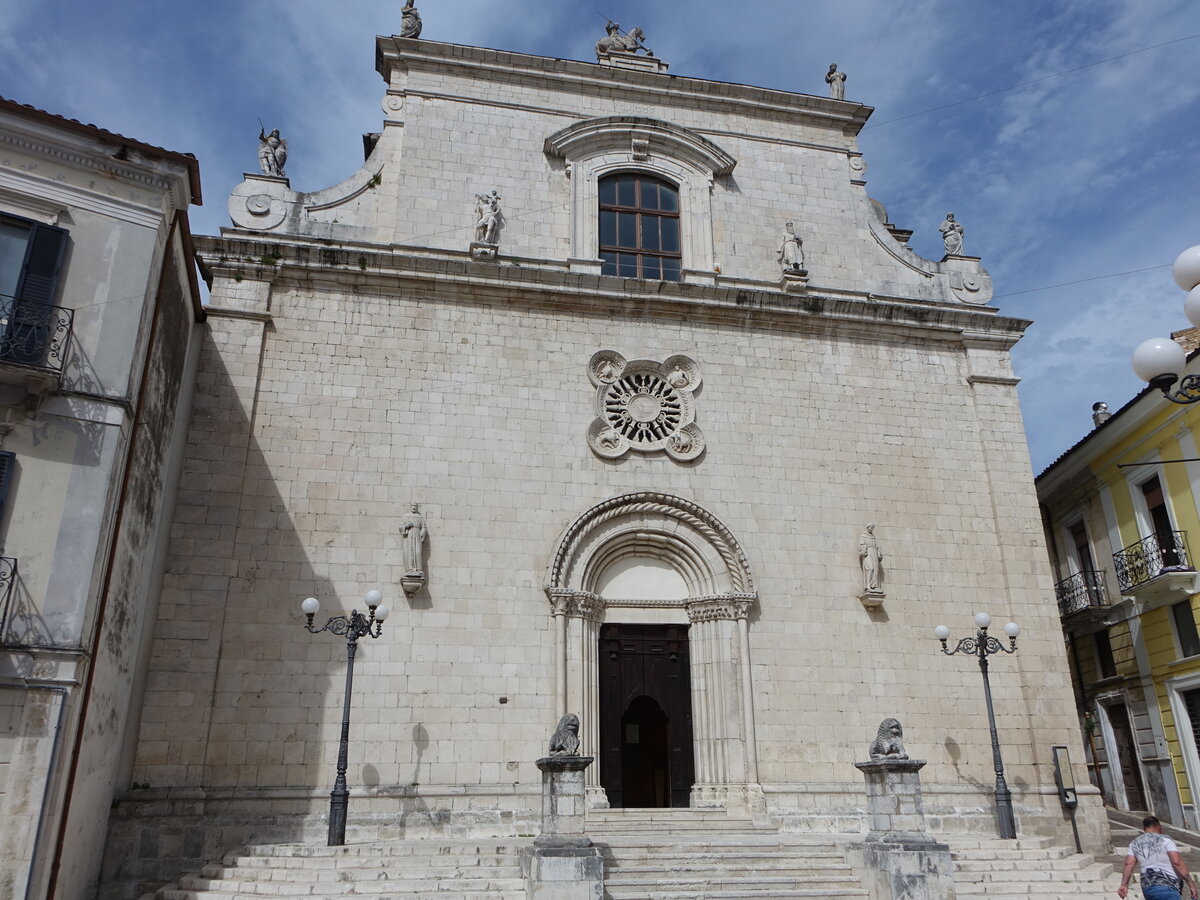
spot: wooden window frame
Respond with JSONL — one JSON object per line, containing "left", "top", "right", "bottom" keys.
{"left": 598, "top": 173, "right": 682, "bottom": 283}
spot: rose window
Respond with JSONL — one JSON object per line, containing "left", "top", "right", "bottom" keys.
{"left": 586, "top": 351, "right": 704, "bottom": 461}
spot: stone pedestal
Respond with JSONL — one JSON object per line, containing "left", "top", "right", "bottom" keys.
{"left": 847, "top": 758, "right": 955, "bottom": 900}
{"left": 859, "top": 590, "right": 886, "bottom": 610}
{"left": 521, "top": 755, "right": 604, "bottom": 900}
{"left": 469, "top": 241, "right": 498, "bottom": 261}
{"left": 598, "top": 51, "right": 669, "bottom": 74}
{"left": 780, "top": 269, "right": 809, "bottom": 293}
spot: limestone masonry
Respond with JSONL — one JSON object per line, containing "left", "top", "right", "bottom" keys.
{"left": 97, "top": 30, "right": 1105, "bottom": 897}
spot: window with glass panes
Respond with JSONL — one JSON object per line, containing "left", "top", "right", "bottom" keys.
{"left": 599, "top": 174, "right": 681, "bottom": 282}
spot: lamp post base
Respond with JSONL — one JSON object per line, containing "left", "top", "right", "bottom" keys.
{"left": 328, "top": 787, "right": 349, "bottom": 846}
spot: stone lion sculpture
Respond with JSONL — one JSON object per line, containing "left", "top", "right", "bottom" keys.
{"left": 549, "top": 713, "right": 581, "bottom": 756}
{"left": 869, "top": 718, "right": 908, "bottom": 760}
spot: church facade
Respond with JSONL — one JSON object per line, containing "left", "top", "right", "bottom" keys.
{"left": 100, "top": 28, "right": 1105, "bottom": 897}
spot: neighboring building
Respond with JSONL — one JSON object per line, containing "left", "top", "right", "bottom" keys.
{"left": 0, "top": 98, "right": 203, "bottom": 899}
{"left": 100, "top": 26, "right": 1102, "bottom": 899}
{"left": 1037, "top": 348, "right": 1200, "bottom": 829}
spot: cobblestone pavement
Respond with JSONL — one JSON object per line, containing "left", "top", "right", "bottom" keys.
{"left": 1107, "top": 808, "right": 1200, "bottom": 891}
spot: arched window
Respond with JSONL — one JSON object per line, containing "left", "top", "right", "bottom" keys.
{"left": 598, "top": 174, "right": 681, "bottom": 282}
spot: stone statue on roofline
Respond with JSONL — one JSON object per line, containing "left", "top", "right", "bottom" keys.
{"left": 596, "top": 21, "right": 652, "bottom": 57}
{"left": 939, "top": 212, "right": 964, "bottom": 255}
{"left": 400, "top": 0, "right": 422, "bottom": 38}
{"left": 825, "top": 64, "right": 847, "bottom": 100}
{"left": 257, "top": 127, "right": 288, "bottom": 178}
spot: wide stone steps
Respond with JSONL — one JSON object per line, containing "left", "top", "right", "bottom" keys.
{"left": 145, "top": 839, "right": 528, "bottom": 900}
{"left": 948, "top": 836, "right": 1115, "bottom": 898}
{"left": 588, "top": 812, "right": 867, "bottom": 900}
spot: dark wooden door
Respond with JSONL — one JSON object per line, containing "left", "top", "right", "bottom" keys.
{"left": 1108, "top": 703, "right": 1147, "bottom": 810}
{"left": 599, "top": 624, "right": 693, "bottom": 808}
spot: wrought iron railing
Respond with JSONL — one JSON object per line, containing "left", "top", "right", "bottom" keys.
{"left": 0, "top": 293, "right": 74, "bottom": 375}
{"left": 1114, "top": 531, "right": 1192, "bottom": 593}
{"left": 0, "top": 557, "right": 18, "bottom": 643}
{"left": 1055, "top": 569, "right": 1109, "bottom": 618}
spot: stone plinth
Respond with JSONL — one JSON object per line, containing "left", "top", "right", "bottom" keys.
{"left": 597, "top": 51, "right": 669, "bottom": 74}
{"left": 859, "top": 590, "right": 885, "bottom": 610}
{"left": 469, "top": 241, "right": 498, "bottom": 261}
{"left": 780, "top": 269, "right": 809, "bottom": 293}
{"left": 855, "top": 757, "right": 930, "bottom": 840}
{"left": 523, "top": 755, "right": 603, "bottom": 900}
{"left": 847, "top": 757, "right": 954, "bottom": 900}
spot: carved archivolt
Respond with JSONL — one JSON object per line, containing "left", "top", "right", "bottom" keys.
{"left": 545, "top": 491, "right": 756, "bottom": 602}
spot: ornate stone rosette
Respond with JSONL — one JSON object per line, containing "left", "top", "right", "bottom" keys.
{"left": 586, "top": 351, "right": 704, "bottom": 461}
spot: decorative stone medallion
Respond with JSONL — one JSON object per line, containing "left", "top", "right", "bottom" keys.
{"left": 586, "top": 351, "right": 704, "bottom": 461}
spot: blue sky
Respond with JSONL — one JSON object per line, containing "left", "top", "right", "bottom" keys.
{"left": 3, "top": 0, "right": 1199, "bottom": 471}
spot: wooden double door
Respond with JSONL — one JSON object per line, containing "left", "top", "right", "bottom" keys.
{"left": 599, "top": 623, "right": 694, "bottom": 808}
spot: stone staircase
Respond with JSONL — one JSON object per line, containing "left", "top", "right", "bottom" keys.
{"left": 588, "top": 808, "right": 868, "bottom": 899}
{"left": 947, "top": 835, "right": 1116, "bottom": 899}
{"left": 145, "top": 839, "right": 529, "bottom": 899}
{"left": 144, "top": 812, "right": 1119, "bottom": 900}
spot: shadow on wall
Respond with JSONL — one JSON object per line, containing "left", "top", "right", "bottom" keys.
{"left": 96, "top": 333, "right": 348, "bottom": 898}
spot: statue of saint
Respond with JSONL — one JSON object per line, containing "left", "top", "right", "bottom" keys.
{"left": 401, "top": 502, "right": 427, "bottom": 576}
{"left": 859, "top": 524, "right": 883, "bottom": 594}
{"left": 825, "top": 64, "right": 847, "bottom": 101}
{"left": 400, "top": 0, "right": 422, "bottom": 38}
{"left": 257, "top": 128, "right": 288, "bottom": 177}
{"left": 939, "top": 212, "right": 964, "bottom": 255}
{"left": 778, "top": 222, "right": 805, "bottom": 272}
{"left": 474, "top": 191, "right": 501, "bottom": 244}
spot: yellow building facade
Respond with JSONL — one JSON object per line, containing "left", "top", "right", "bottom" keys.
{"left": 1038, "top": 354, "right": 1200, "bottom": 827}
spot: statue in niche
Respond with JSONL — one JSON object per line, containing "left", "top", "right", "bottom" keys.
{"left": 401, "top": 502, "right": 427, "bottom": 578}
{"left": 939, "top": 212, "right": 964, "bottom": 255}
{"left": 825, "top": 64, "right": 847, "bottom": 101}
{"left": 869, "top": 718, "right": 909, "bottom": 760}
{"left": 474, "top": 190, "right": 502, "bottom": 244}
{"left": 257, "top": 127, "right": 288, "bottom": 177}
{"left": 596, "top": 21, "right": 651, "bottom": 57}
{"left": 778, "top": 222, "right": 806, "bottom": 273}
{"left": 859, "top": 523, "right": 883, "bottom": 594}
{"left": 549, "top": 713, "right": 582, "bottom": 756}
{"left": 400, "top": 0, "right": 423, "bottom": 38}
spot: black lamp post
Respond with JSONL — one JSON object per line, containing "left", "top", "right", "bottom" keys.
{"left": 935, "top": 612, "right": 1021, "bottom": 840}
{"left": 301, "top": 589, "right": 389, "bottom": 846}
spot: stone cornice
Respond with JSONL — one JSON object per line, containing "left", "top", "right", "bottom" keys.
{"left": 194, "top": 233, "right": 1030, "bottom": 345}
{"left": 377, "top": 38, "right": 874, "bottom": 136}
{"left": 0, "top": 113, "right": 193, "bottom": 216}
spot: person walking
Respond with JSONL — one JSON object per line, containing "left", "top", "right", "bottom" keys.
{"left": 1118, "top": 816, "right": 1198, "bottom": 900}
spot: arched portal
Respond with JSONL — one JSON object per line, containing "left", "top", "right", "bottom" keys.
{"left": 546, "top": 491, "right": 761, "bottom": 811}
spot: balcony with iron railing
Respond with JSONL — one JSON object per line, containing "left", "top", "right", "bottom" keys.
{"left": 0, "top": 293, "right": 75, "bottom": 388}
{"left": 1055, "top": 569, "right": 1110, "bottom": 619}
{"left": 0, "top": 556, "right": 19, "bottom": 644}
{"left": 1114, "top": 530, "right": 1194, "bottom": 595}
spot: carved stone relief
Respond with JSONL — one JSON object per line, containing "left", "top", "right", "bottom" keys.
{"left": 586, "top": 351, "right": 704, "bottom": 461}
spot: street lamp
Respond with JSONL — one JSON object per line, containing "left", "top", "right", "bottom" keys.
{"left": 301, "top": 589, "right": 390, "bottom": 846}
{"left": 934, "top": 613, "right": 1021, "bottom": 839}
{"left": 1132, "top": 245, "right": 1200, "bottom": 403}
